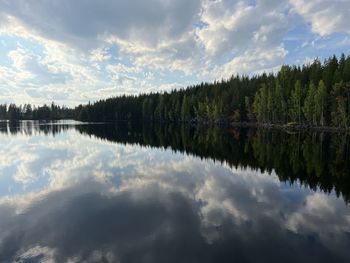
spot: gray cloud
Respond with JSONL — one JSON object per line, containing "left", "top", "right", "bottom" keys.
{"left": 0, "top": 0, "right": 201, "bottom": 48}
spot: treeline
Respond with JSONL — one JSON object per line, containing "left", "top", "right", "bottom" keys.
{"left": 76, "top": 54, "right": 350, "bottom": 128}
{"left": 0, "top": 103, "right": 75, "bottom": 120}
{"left": 2, "top": 54, "right": 350, "bottom": 127}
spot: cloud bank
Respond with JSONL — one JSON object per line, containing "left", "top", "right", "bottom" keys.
{"left": 0, "top": 0, "right": 349, "bottom": 105}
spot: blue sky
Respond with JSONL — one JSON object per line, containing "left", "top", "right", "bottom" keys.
{"left": 0, "top": 0, "right": 349, "bottom": 106}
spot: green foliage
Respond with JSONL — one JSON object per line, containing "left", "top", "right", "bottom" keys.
{"left": 303, "top": 82, "right": 316, "bottom": 125}
{"left": 253, "top": 84, "right": 268, "bottom": 123}
{"left": 315, "top": 80, "right": 327, "bottom": 126}
{"left": 332, "top": 97, "right": 347, "bottom": 127}
{"left": 181, "top": 95, "right": 190, "bottom": 121}
{"left": 274, "top": 80, "right": 287, "bottom": 123}
{"left": 289, "top": 80, "right": 302, "bottom": 123}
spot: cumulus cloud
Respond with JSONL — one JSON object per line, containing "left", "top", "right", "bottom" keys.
{"left": 89, "top": 48, "right": 112, "bottom": 63}
{"left": 221, "top": 45, "right": 288, "bottom": 78}
{"left": 0, "top": 46, "right": 37, "bottom": 87}
{"left": 0, "top": 0, "right": 201, "bottom": 48}
{"left": 0, "top": 0, "right": 349, "bottom": 104}
{"left": 8, "top": 46, "right": 34, "bottom": 69}
{"left": 291, "top": 0, "right": 350, "bottom": 36}
{"left": 198, "top": 0, "right": 289, "bottom": 56}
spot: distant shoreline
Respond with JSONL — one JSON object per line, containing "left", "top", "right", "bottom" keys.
{"left": 2, "top": 119, "right": 350, "bottom": 133}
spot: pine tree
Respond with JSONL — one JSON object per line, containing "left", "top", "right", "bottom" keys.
{"left": 303, "top": 82, "right": 316, "bottom": 125}
{"left": 332, "top": 97, "right": 347, "bottom": 127}
{"left": 181, "top": 95, "right": 190, "bottom": 121}
{"left": 253, "top": 84, "right": 268, "bottom": 123}
{"left": 343, "top": 56, "right": 350, "bottom": 82}
{"left": 315, "top": 80, "right": 327, "bottom": 126}
{"left": 289, "top": 80, "right": 302, "bottom": 123}
{"left": 274, "top": 80, "right": 287, "bottom": 123}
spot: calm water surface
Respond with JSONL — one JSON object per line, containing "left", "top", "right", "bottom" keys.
{"left": 0, "top": 121, "right": 349, "bottom": 263}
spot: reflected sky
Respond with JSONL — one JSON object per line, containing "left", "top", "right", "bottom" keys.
{"left": 0, "top": 122, "right": 349, "bottom": 263}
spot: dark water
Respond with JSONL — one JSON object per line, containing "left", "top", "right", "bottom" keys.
{"left": 0, "top": 121, "right": 350, "bottom": 263}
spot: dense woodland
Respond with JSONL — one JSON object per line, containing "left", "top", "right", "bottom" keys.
{"left": 1, "top": 54, "right": 350, "bottom": 128}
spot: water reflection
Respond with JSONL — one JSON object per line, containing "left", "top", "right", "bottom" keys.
{"left": 0, "top": 121, "right": 349, "bottom": 262}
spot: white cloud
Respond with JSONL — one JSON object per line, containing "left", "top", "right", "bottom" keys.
{"left": 198, "top": 0, "right": 289, "bottom": 57}
{"left": 15, "top": 246, "right": 56, "bottom": 263}
{"left": 291, "top": 0, "right": 350, "bottom": 36}
{"left": 0, "top": 65, "right": 33, "bottom": 86}
{"left": 0, "top": 0, "right": 349, "bottom": 104}
{"left": 195, "top": 0, "right": 292, "bottom": 79}
{"left": 106, "top": 63, "right": 139, "bottom": 75}
{"left": 2, "top": 46, "right": 36, "bottom": 84}
{"left": 90, "top": 48, "right": 112, "bottom": 63}
{"left": 0, "top": 18, "right": 111, "bottom": 105}
{"left": 221, "top": 46, "right": 288, "bottom": 78}
{"left": 111, "top": 31, "right": 206, "bottom": 76}
{"left": 8, "top": 46, "right": 34, "bottom": 69}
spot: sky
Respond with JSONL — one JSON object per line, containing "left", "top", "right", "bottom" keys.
{"left": 0, "top": 0, "right": 350, "bottom": 106}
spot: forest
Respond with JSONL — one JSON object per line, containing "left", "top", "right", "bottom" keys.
{"left": 1, "top": 54, "right": 350, "bottom": 128}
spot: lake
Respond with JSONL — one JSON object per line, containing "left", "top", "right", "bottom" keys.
{"left": 0, "top": 120, "right": 349, "bottom": 263}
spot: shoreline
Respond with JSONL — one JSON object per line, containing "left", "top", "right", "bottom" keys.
{"left": 229, "top": 121, "right": 350, "bottom": 133}
{"left": 2, "top": 119, "right": 350, "bottom": 133}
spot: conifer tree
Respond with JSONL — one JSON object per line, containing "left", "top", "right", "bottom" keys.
{"left": 289, "top": 80, "right": 302, "bottom": 123}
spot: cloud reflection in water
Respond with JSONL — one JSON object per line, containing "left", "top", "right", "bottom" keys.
{"left": 0, "top": 124, "right": 349, "bottom": 262}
